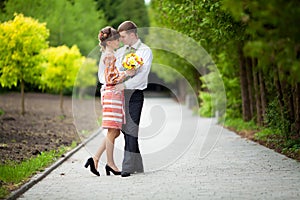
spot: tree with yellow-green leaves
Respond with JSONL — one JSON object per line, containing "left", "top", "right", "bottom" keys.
{"left": 40, "top": 45, "right": 82, "bottom": 113}
{"left": 0, "top": 13, "right": 49, "bottom": 115}
{"left": 74, "top": 58, "right": 98, "bottom": 99}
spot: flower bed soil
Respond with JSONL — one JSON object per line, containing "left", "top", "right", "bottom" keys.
{"left": 0, "top": 92, "right": 101, "bottom": 164}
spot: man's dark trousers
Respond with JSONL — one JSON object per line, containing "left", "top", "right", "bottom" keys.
{"left": 121, "top": 89, "right": 144, "bottom": 174}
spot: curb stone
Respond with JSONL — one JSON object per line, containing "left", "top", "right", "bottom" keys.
{"left": 6, "top": 128, "right": 102, "bottom": 200}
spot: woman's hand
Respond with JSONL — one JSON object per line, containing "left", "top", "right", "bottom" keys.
{"left": 126, "top": 69, "right": 136, "bottom": 77}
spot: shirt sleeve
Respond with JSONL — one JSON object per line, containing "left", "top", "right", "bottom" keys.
{"left": 123, "top": 47, "right": 153, "bottom": 90}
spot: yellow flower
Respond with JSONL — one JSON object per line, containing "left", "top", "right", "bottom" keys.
{"left": 122, "top": 53, "right": 144, "bottom": 70}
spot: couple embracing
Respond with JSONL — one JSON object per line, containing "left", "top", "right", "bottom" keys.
{"left": 85, "top": 21, "right": 153, "bottom": 177}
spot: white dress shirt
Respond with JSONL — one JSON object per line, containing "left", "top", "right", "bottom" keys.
{"left": 115, "top": 39, "right": 153, "bottom": 90}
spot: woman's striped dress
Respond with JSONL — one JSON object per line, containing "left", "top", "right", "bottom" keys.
{"left": 101, "top": 53, "right": 127, "bottom": 129}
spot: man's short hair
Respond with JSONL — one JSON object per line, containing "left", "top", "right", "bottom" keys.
{"left": 118, "top": 21, "right": 137, "bottom": 35}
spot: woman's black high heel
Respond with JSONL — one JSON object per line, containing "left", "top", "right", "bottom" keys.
{"left": 105, "top": 164, "right": 121, "bottom": 176}
{"left": 85, "top": 157, "right": 100, "bottom": 176}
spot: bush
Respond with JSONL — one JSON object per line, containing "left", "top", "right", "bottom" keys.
{"left": 265, "top": 99, "right": 291, "bottom": 139}
{"left": 224, "top": 117, "right": 259, "bottom": 131}
{"left": 254, "top": 128, "right": 281, "bottom": 141}
{"left": 199, "top": 91, "right": 214, "bottom": 117}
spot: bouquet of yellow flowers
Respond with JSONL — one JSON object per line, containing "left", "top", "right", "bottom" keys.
{"left": 122, "top": 53, "right": 144, "bottom": 70}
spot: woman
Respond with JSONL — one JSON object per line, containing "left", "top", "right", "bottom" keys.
{"left": 85, "top": 26, "right": 135, "bottom": 176}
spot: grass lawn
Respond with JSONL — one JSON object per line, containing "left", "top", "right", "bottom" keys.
{"left": 0, "top": 142, "right": 76, "bottom": 199}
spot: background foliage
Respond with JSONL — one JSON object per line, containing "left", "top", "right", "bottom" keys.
{"left": 1, "top": 0, "right": 299, "bottom": 158}
{"left": 0, "top": 0, "right": 106, "bottom": 56}
{"left": 150, "top": 0, "right": 300, "bottom": 154}
{"left": 0, "top": 13, "right": 49, "bottom": 114}
{"left": 40, "top": 45, "right": 83, "bottom": 111}
{"left": 95, "top": 0, "right": 149, "bottom": 29}
{"left": 0, "top": 0, "right": 151, "bottom": 109}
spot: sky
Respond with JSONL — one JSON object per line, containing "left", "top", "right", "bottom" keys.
{"left": 145, "top": 0, "right": 151, "bottom": 5}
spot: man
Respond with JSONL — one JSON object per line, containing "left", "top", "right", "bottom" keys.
{"left": 115, "top": 21, "right": 153, "bottom": 177}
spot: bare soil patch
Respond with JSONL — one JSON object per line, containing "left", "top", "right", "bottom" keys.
{"left": 0, "top": 92, "right": 101, "bottom": 164}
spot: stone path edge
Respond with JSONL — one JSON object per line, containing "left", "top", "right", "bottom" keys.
{"left": 6, "top": 128, "right": 103, "bottom": 200}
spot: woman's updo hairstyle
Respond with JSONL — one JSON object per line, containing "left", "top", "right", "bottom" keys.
{"left": 98, "top": 26, "right": 119, "bottom": 49}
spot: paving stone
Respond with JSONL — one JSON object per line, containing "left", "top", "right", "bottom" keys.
{"left": 19, "top": 98, "right": 300, "bottom": 200}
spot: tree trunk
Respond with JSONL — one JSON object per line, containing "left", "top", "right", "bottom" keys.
{"left": 238, "top": 45, "right": 251, "bottom": 121}
{"left": 60, "top": 88, "right": 64, "bottom": 114}
{"left": 177, "top": 78, "right": 187, "bottom": 103}
{"left": 258, "top": 69, "right": 267, "bottom": 125}
{"left": 294, "top": 45, "right": 300, "bottom": 135}
{"left": 79, "top": 87, "right": 85, "bottom": 100}
{"left": 280, "top": 74, "right": 292, "bottom": 135}
{"left": 273, "top": 65, "right": 285, "bottom": 120}
{"left": 288, "top": 84, "right": 295, "bottom": 125}
{"left": 246, "top": 57, "right": 254, "bottom": 119}
{"left": 21, "top": 79, "right": 25, "bottom": 115}
{"left": 253, "top": 69, "right": 262, "bottom": 126}
{"left": 274, "top": 65, "right": 291, "bottom": 139}
{"left": 294, "top": 82, "right": 300, "bottom": 136}
{"left": 194, "top": 68, "right": 202, "bottom": 101}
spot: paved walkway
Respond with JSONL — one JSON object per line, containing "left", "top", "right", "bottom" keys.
{"left": 17, "top": 98, "right": 300, "bottom": 199}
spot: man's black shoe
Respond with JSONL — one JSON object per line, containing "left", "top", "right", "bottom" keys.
{"left": 121, "top": 172, "right": 131, "bottom": 177}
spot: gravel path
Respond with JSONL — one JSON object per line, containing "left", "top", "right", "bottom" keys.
{"left": 17, "top": 98, "right": 300, "bottom": 200}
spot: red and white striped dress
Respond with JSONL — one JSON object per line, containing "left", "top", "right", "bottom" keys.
{"left": 101, "top": 53, "right": 126, "bottom": 129}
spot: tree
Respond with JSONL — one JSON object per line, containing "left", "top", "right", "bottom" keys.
{"left": 1, "top": 0, "right": 106, "bottom": 55}
{"left": 0, "top": 0, "right": 6, "bottom": 11}
{"left": 150, "top": 0, "right": 300, "bottom": 155}
{"left": 0, "top": 13, "right": 49, "bottom": 114}
{"left": 74, "top": 57, "right": 98, "bottom": 99}
{"left": 40, "top": 45, "right": 82, "bottom": 113}
{"left": 95, "top": 0, "right": 122, "bottom": 28}
{"left": 223, "top": 0, "right": 300, "bottom": 136}
{"left": 150, "top": 0, "right": 241, "bottom": 114}
{"left": 95, "top": 0, "right": 149, "bottom": 28}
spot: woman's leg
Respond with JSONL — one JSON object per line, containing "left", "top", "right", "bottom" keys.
{"left": 93, "top": 139, "right": 106, "bottom": 170}
{"left": 106, "top": 128, "right": 120, "bottom": 171}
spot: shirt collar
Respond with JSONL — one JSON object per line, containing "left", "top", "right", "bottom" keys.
{"left": 125, "top": 39, "right": 141, "bottom": 50}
